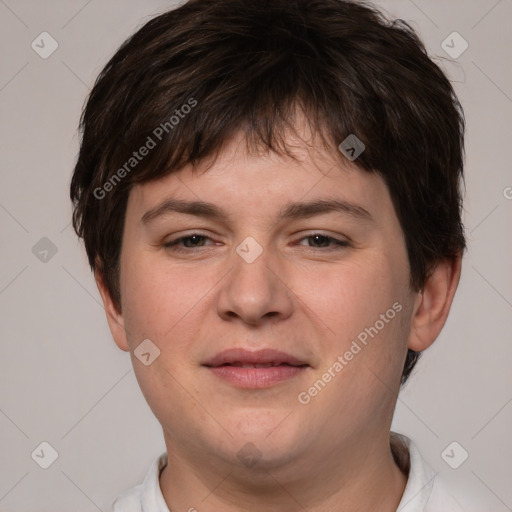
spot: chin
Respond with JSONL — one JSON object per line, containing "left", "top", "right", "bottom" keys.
{"left": 216, "top": 415, "right": 306, "bottom": 467}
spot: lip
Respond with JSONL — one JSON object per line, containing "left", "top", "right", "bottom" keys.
{"left": 203, "top": 348, "right": 308, "bottom": 367}
{"left": 202, "top": 348, "right": 309, "bottom": 389}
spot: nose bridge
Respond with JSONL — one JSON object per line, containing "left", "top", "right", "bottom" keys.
{"left": 216, "top": 235, "right": 293, "bottom": 325}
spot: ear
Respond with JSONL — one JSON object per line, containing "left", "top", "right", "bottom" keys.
{"left": 407, "top": 255, "right": 462, "bottom": 352}
{"left": 94, "top": 266, "right": 130, "bottom": 352}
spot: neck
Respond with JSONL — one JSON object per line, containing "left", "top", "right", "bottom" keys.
{"left": 160, "top": 433, "right": 408, "bottom": 512}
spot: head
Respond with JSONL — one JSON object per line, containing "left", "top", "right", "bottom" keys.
{"left": 70, "top": 0, "right": 465, "bottom": 474}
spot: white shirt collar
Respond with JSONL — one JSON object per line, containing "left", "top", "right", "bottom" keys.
{"left": 112, "top": 433, "right": 463, "bottom": 512}
{"left": 393, "top": 433, "right": 437, "bottom": 511}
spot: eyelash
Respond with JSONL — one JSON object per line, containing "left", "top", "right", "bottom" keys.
{"left": 163, "top": 233, "right": 350, "bottom": 253}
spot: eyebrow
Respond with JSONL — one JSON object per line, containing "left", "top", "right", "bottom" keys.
{"left": 140, "top": 197, "right": 374, "bottom": 226}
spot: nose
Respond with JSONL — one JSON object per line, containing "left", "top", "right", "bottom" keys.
{"left": 216, "top": 240, "right": 294, "bottom": 327}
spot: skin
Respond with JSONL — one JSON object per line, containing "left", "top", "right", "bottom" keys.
{"left": 96, "top": 120, "right": 461, "bottom": 512}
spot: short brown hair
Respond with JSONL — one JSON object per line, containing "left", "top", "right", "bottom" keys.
{"left": 70, "top": 0, "right": 466, "bottom": 384}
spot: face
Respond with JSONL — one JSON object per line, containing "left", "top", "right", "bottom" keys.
{"left": 105, "top": 126, "right": 420, "bottom": 475}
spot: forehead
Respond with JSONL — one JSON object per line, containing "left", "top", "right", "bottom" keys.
{"left": 126, "top": 129, "right": 392, "bottom": 225}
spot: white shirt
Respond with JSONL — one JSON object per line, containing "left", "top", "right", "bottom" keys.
{"left": 112, "top": 434, "right": 463, "bottom": 511}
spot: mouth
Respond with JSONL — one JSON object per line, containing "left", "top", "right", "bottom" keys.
{"left": 216, "top": 362, "right": 304, "bottom": 368}
{"left": 202, "top": 348, "right": 310, "bottom": 389}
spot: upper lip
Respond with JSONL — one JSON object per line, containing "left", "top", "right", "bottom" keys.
{"left": 202, "top": 348, "right": 309, "bottom": 367}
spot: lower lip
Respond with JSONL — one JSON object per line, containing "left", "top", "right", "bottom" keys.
{"left": 205, "top": 365, "right": 308, "bottom": 388}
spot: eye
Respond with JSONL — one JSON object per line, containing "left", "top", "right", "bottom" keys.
{"left": 162, "top": 232, "right": 350, "bottom": 254}
{"left": 295, "top": 233, "right": 350, "bottom": 250}
{"left": 163, "top": 233, "right": 214, "bottom": 252}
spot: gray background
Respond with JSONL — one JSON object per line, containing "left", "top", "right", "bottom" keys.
{"left": 0, "top": 0, "right": 511, "bottom": 510}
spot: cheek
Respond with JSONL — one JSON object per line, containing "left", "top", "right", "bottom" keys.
{"left": 120, "top": 254, "right": 188, "bottom": 343}
{"left": 306, "top": 257, "right": 399, "bottom": 330}
{"left": 121, "top": 253, "right": 219, "bottom": 360}
{"left": 306, "top": 254, "right": 411, "bottom": 380}
{"left": 121, "top": 261, "right": 208, "bottom": 422}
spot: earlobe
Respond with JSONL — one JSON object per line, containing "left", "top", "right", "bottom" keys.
{"left": 407, "top": 255, "right": 462, "bottom": 352}
{"left": 94, "top": 267, "right": 130, "bottom": 352}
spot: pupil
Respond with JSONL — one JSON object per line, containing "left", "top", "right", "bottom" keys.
{"left": 186, "top": 235, "right": 202, "bottom": 247}
{"left": 312, "top": 235, "right": 328, "bottom": 247}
